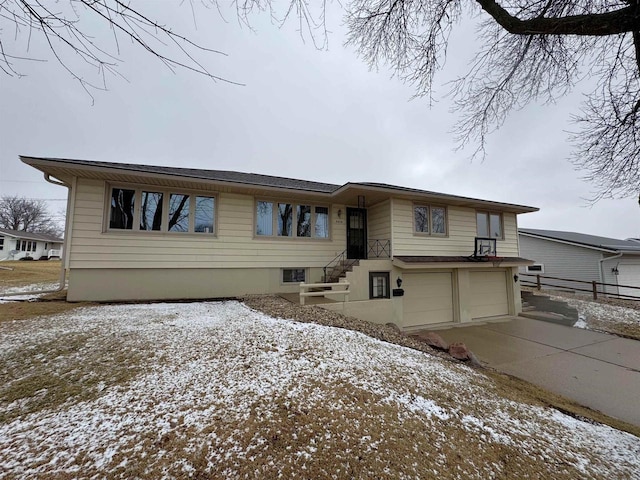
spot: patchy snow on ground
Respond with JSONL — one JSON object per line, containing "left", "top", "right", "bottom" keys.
{"left": 550, "top": 294, "right": 640, "bottom": 334}
{"left": 1, "top": 301, "right": 639, "bottom": 479}
{"left": 0, "top": 282, "right": 61, "bottom": 302}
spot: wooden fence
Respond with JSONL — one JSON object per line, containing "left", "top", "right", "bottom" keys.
{"left": 519, "top": 273, "right": 640, "bottom": 301}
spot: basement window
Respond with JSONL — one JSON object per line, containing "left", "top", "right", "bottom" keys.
{"left": 282, "top": 268, "right": 306, "bottom": 283}
{"left": 369, "top": 272, "right": 390, "bottom": 299}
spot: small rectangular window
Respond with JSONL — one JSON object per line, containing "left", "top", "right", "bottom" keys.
{"left": 489, "top": 213, "right": 502, "bottom": 239}
{"left": 526, "top": 264, "right": 544, "bottom": 273}
{"left": 168, "top": 194, "right": 190, "bottom": 232}
{"left": 369, "top": 272, "right": 390, "bottom": 299}
{"left": 195, "top": 196, "right": 215, "bottom": 233}
{"left": 315, "top": 206, "right": 329, "bottom": 238}
{"left": 297, "top": 205, "right": 311, "bottom": 237}
{"left": 0, "top": 238, "right": 4, "bottom": 250}
{"left": 283, "top": 268, "right": 306, "bottom": 283}
{"left": 110, "top": 188, "right": 135, "bottom": 230}
{"left": 277, "top": 203, "right": 293, "bottom": 236}
{"left": 414, "top": 206, "right": 429, "bottom": 234}
{"left": 140, "top": 191, "right": 163, "bottom": 231}
{"left": 476, "top": 212, "right": 489, "bottom": 237}
{"left": 256, "top": 201, "right": 274, "bottom": 236}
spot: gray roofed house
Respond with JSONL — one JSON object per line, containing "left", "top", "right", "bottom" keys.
{"left": 20, "top": 155, "right": 538, "bottom": 329}
{"left": 518, "top": 228, "right": 640, "bottom": 298}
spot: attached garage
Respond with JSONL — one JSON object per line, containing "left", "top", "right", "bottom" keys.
{"left": 617, "top": 263, "right": 640, "bottom": 298}
{"left": 470, "top": 270, "right": 510, "bottom": 319}
{"left": 403, "top": 272, "right": 454, "bottom": 327}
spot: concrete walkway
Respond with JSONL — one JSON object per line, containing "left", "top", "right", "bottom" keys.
{"left": 433, "top": 317, "right": 640, "bottom": 427}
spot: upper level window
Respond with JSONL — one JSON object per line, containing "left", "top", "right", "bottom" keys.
{"left": 108, "top": 186, "right": 215, "bottom": 234}
{"left": 413, "top": 205, "right": 447, "bottom": 235}
{"left": 256, "top": 201, "right": 330, "bottom": 239}
{"left": 477, "top": 212, "right": 502, "bottom": 239}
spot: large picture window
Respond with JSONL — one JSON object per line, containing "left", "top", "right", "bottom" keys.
{"left": 413, "top": 204, "right": 447, "bottom": 236}
{"left": 477, "top": 211, "right": 503, "bottom": 239}
{"left": 256, "top": 201, "right": 330, "bottom": 239}
{"left": 108, "top": 186, "right": 215, "bottom": 234}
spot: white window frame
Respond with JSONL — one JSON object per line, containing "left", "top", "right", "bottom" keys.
{"left": 255, "top": 199, "right": 330, "bottom": 240}
{"left": 106, "top": 184, "right": 217, "bottom": 236}
{"left": 413, "top": 204, "right": 447, "bottom": 236}
{"left": 526, "top": 264, "right": 545, "bottom": 274}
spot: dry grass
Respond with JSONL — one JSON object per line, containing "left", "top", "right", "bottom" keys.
{"left": 244, "top": 295, "right": 640, "bottom": 439}
{"left": 0, "top": 260, "right": 62, "bottom": 288}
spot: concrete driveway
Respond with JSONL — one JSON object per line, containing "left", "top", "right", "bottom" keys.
{"left": 433, "top": 317, "right": 640, "bottom": 427}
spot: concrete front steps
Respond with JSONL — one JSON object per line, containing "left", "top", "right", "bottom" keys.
{"left": 520, "top": 290, "right": 579, "bottom": 327}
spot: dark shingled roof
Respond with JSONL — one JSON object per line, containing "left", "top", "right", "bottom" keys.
{"left": 0, "top": 228, "right": 63, "bottom": 243}
{"left": 519, "top": 228, "right": 640, "bottom": 253}
{"left": 27, "top": 157, "right": 341, "bottom": 193}
{"left": 20, "top": 157, "right": 538, "bottom": 213}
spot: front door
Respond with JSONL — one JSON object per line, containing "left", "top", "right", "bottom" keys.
{"left": 347, "top": 208, "right": 367, "bottom": 259}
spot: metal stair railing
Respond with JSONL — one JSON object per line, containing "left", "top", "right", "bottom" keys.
{"left": 323, "top": 250, "right": 359, "bottom": 283}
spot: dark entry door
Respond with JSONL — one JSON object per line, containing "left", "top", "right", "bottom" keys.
{"left": 347, "top": 208, "right": 367, "bottom": 259}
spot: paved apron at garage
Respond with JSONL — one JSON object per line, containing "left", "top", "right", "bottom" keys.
{"left": 433, "top": 317, "right": 640, "bottom": 427}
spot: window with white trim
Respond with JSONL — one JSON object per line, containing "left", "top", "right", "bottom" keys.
{"left": 0, "top": 238, "right": 4, "bottom": 250}
{"left": 526, "top": 264, "right": 544, "bottom": 274}
{"left": 476, "top": 211, "right": 503, "bottom": 239}
{"left": 413, "top": 205, "right": 447, "bottom": 235}
{"left": 108, "top": 186, "right": 215, "bottom": 234}
{"left": 256, "top": 201, "right": 330, "bottom": 239}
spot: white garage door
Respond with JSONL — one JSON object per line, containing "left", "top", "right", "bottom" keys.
{"left": 403, "top": 272, "right": 454, "bottom": 327}
{"left": 617, "top": 264, "right": 640, "bottom": 299}
{"left": 470, "top": 270, "right": 509, "bottom": 319}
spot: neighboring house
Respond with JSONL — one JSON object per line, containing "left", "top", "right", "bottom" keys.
{"left": 0, "top": 228, "right": 63, "bottom": 261}
{"left": 22, "top": 156, "right": 538, "bottom": 330}
{"left": 518, "top": 228, "right": 640, "bottom": 298}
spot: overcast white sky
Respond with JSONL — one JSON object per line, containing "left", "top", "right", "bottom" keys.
{"left": 1, "top": 1, "right": 638, "bottom": 239}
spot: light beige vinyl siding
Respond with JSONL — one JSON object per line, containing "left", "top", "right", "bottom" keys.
{"left": 367, "top": 200, "right": 391, "bottom": 241}
{"left": 68, "top": 178, "right": 346, "bottom": 269}
{"left": 391, "top": 199, "right": 519, "bottom": 257}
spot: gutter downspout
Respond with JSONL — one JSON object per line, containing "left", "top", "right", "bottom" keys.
{"left": 599, "top": 252, "right": 623, "bottom": 296}
{"left": 1, "top": 173, "right": 71, "bottom": 298}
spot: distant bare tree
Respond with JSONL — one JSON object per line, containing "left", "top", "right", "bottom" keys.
{"left": 0, "top": 196, "right": 62, "bottom": 236}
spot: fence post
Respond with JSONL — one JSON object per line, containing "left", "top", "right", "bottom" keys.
{"left": 592, "top": 281, "right": 598, "bottom": 300}
{"left": 536, "top": 274, "right": 541, "bottom": 290}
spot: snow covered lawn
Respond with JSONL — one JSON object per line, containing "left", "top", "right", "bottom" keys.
{"left": 1, "top": 301, "right": 639, "bottom": 479}
{"left": 549, "top": 293, "right": 640, "bottom": 339}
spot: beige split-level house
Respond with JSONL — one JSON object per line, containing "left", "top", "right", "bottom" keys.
{"left": 22, "top": 156, "right": 538, "bottom": 331}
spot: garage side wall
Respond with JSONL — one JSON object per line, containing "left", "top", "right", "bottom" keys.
{"left": 518, "top": 235, "right": 613, "bottom": 293}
